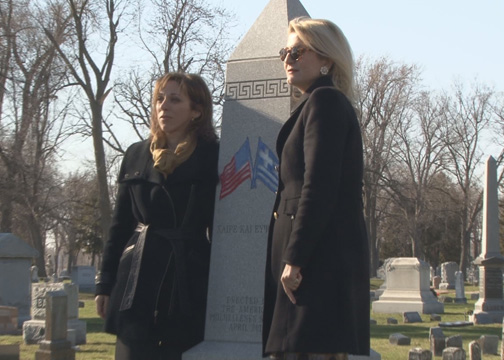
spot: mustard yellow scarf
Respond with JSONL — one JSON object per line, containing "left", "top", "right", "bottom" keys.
{"left": 150, "top": 134, "right": 197, "bottom": 178}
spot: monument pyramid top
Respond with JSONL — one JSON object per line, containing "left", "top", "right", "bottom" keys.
{"left": 229, "top": 0, "right": 309, "bottom": 61}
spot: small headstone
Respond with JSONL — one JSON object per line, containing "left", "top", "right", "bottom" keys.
{"left": 0, "top": 344, "right": 20, "bottom": 360}
{"left": 468, "top": 341, "right": 481, "bottom": 360}
{"left": 433, "top": 276, "right": 441, "bottom": 289}
{"left": 389, "top": 333, "right": 411, "bottom": 346}
{"left": 0, "top": 306, "right": 18, "bottom": 335}
{"left": 445, "top": 335, "right": 463, "bottom": 349}
{"left": 404, "top": 311, "right": 423, "bottom": 323}
{"left": 31, "top": 265, "right": 39, "bottom": 283}
{"left": 476, "top": 335, "right": 498, "bottom": 354}
{"left": 439, "top": 296, "right": 453, "bottom": 303}
{"left": 370, "top": 319, "right": 377, "bottom": 325}
{"left": 387, "top": 317, "right": 398, "bottom": 324}
{"left": 439, "top": 262, "right": 458, "bottom": 290}
{"left": 470, "top": 293, "right": 479, "bottom": 300}
{"left": 430, "top": 327, "right": 446, "bottom": 356}
{"left": 454, "top": 271, "right": 467, "bottom": 303}
{"left": 34, "top": 291, "right": 75, "bottom": 360}
{"left": 430, "top": 314, "right": 442, "bottom": 321}
{"left": 70, "top": 266, "right": 96, "bottom": 293}
{"left": 408, "top": 348, "right": 432, "bottom": 360}
{"left": 442, "top": 347, "right": 466, "bottom": 360}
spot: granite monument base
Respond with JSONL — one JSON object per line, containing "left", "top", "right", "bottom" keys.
{"left": 23, "top": 319, "right": 86, "bottom": 345}
{"left": 373, "top": 298, "right": 444, "bottom": 315}
{"left": 35, "top": 340, "right": 75, "bottom": 360}
{"left": 184, "top": 341, "right": 381, "bottom": 360}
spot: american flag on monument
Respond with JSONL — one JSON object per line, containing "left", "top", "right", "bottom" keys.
{"left": 219, "top": 138, "right": 253, "bottom": 199}
{"left": 251, "top": 137, "right": 279, "bottom": 193}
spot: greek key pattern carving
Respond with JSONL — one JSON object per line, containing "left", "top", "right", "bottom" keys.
{"left": 225, "top": 79, "right": 290, "bottom": 100}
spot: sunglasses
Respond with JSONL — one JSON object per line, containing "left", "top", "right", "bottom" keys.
{"left": 279, "top": 46, "right": 308, "bottom": 61}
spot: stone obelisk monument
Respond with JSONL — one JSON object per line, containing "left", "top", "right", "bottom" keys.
{"left": 184, "top": 0, "right": 308, "bottom": 359}
{"left": 470, "top": 156, "right": 504, "bottom": 324}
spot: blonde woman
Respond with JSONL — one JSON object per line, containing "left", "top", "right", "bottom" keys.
{"left": 95, "top": 73, "right": 219, "bottom": 360}
{"left": 263, "top": 17, "right": 370, "bottom": 360}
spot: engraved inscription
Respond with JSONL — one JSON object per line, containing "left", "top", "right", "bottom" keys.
{"left": 216, "top": 224, "right": 269, "bottom": 234}
{"left": 226, "top": 79, "right": 290, "bottom": 100}
{"left": 209, "top": 296, "right": 264, "bottom": 333}
{"left": 481, "top": 268, "right": 503, "bottom": 299}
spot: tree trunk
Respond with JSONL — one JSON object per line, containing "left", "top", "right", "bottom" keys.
{"left": 91, "top": 104, "right": 112, "bottom": 246}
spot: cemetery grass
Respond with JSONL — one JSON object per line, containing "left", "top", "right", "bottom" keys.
{"left": 0, "top": 283, "right": 502, "bottom": 359}
{"left": 370, "top": 279, "right": 501, "bottom": 359}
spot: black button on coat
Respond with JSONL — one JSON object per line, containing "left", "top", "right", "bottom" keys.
{"left": 263, "top": 76, "right": 370, "bottom": 356}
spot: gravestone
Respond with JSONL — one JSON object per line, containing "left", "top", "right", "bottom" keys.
{"left": 372, "top": 258, "right": 444, "bottom": 314}
{"left": 0, "top": 233, "right": 39, "bottom": 326}
{"left": 442, "top": 347, "right": 466, "bottom": 360}
{"left": 0, "top": 306, "right": 18, "bottom": 335}
{"left": 70, "top": 266, "right": 95, "bottom": 293}
{"left": 34, "top": 291, "right": 75, "bottom": 360}
{"left": 439, "top": 262, "right": 458, "bottom": 290}
{"left": 31, "top": 265, "right": 39, "bottom": 283}
{"left": 184, "top": 0, "right": 378, "bottom": 359}
{"left": 23, "top": 283, "right": 86, "bottom": 345}
{"left": 470, "top": 156, "right": 504, "bottom": 324}
{"left": 468, "top": 341, "right": 481, "bottom": 360}
{"left": 430, "top": 327, "right": 445, "bottom": 356}
{"left": 408, "top": 348, "right": 432, "bottom": 360}
{"left": 375, "top": 257, "right": 396, "bottom": 299}
{"left": 454, "top": 271, "right": 467, "bottom": 303}
{"left": 0, "top": 345, "right": 19, "bottom": 360}
{"left": 476, "top": 335, "right": 499, "bottom": 354}
{"left": 445, "top": 335, "right": 463, "bottom": 349}
{"left": 433, "top": 276, "right": 441, "bottom": 289}
{"left": 389, "top": 333, "right": 411, "bottom": 346}
{"left": 403, "top": 312, "right": 422, "bottom": 323}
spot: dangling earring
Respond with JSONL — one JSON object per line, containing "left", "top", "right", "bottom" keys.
{"left": 320, "top": 66, "right": 329, "bottom": 75}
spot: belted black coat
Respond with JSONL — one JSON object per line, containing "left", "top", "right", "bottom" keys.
{"left": 263, "top": 76, "right": 370, "bottom": 356}
{"left": 95, "top": 138, "right": 219, "bottom": 350}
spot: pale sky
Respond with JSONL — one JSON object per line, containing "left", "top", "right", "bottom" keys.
{"left": 217, "top": 0, "right": 504, "bottom": 92}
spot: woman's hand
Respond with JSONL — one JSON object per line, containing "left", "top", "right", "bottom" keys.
{"left": 281, "top": 264, "right": 302, "bottom": 304}
{"left": 95, "top": 295, "right": 109, "bottom": 319}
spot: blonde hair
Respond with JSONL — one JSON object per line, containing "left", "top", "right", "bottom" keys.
{"left": 288, "top": 17, "right": 355, "bottom": 103}
{"left": 150, "top": 72, "right": 217, "bottom": 145}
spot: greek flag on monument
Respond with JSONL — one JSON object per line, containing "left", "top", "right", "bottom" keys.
{"left": 251, "top": 137, "right": 279, "bottom": 193}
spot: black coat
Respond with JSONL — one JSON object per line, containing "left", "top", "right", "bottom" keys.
{"left": 95, "top": 138, "right": 219, "bottom": 350}
{"left": 263, "top": 76, "right": 370, "bottom": 355}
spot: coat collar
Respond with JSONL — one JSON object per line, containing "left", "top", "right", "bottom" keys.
{"left": 290, "top": 75, "right": 334, "bottom": 115}
{"left": 276, "top": 76, "right": 334, "bottom": 156}
{"left": 120, "top": 139, "right": 207, "bottom": 186}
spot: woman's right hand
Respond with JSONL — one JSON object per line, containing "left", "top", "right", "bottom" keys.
{"left": 95, "top": 294, "right": 109, "bottom": 319}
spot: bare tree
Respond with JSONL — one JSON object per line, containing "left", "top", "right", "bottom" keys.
{"left": 355, "top": 56, "right": 420, "bottom": 275}
{"left": 0, "top": 0, "right": 71, "bottom": 276}
{"left": 113, "top": 0, "right": 235, "bottom": 148}
{"left": 44, "top": 0, "right": 130, "bottom": 245}
{"left": 441, "top": 81, "right": 493, "bottom": 275}
{"left": 384, "top": 91, "right": 447, "bottom": 258}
